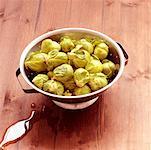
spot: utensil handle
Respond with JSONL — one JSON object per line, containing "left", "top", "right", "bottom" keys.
{"left": 116, "top": 42, "right": 129, "bottom": 65}
{"left": 16, "top": 68, "right": 38, "bottom": 93}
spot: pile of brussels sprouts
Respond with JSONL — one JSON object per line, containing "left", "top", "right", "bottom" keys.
{"left": 25, "top": 36, "right": 118, "bottom": 96}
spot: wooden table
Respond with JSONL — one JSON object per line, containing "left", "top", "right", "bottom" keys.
{"left": 0, "top": 0, "right": 151, "bottom": 149}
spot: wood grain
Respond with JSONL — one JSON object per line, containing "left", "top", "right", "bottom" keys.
{"left": 0, "top": 0, "right": 151, "bottom": 150}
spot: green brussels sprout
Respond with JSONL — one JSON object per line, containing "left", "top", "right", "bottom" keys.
{"left": 68, "top": 45, "right": 91, "bottom": 68}
{"left": 88, "top": 73, "right": 108, "bottom": 91}
{"left": 60, "top": 36, "right": 75, "bottom": 52}
{"left": 63, "top": 78, "right": 76, "bottom": 91}
{"left": 77, "top": 39, "right": 94, "bottom": 54}
{"left": 63, "top": 90, "right": 72, "bottom": 96}
{"left": 91, "top": 38, "right": 105, "bottom": 47}
{"left": 46, "top": 50, "right": 68, "bottom": 71}
{"left": 41, "top": 39, "right": 61, "bottom": 53}
{"left": 43, "top": 80, "right": 64, "bottom": 95}
{"left": 85, "top": 56, "right": 103, "bottom": 73}
{"left": 102, "top": 59, "right": 116, "bottom": 78}
{"left": 53, "top": 64, "right": 74, "bottom": 82}
{"left": 32, "top": 74, "right": 49, "bottom": 89}
{"left": 94, "top": 43, "right": 109, "bottom": 60}
{"left": 74, "top": 85, "right": 91, "bottom": 96}
{"left": 25, "top": 50, "right": 41, "bottom": 61}
{"left": 25, "top": 52, "right": 48, "bottom": 72}
{"left": 74, "top": 68, "right": 90, "bottom": 87}
{"left": 47, "top": 71, "right": 53, "bottom": 79}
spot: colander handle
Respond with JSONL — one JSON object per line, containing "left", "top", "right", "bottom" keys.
{"left": 16, "top": 68, "right": 38, "bottom": 93}
{"left": 116, "top": 42, "right": 128, "bottom": 65}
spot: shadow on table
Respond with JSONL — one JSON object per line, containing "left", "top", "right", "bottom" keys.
{"left": 33, "top": 96, "right": 105, "bottom": 149}
{"left": 0, "top": 94, "right": 107, "bottom": 149}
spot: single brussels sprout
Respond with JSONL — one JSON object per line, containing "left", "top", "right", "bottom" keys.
{"left": 41, "top": 39, "right": 61, "bottom": 53}
{"left": 85, "top": 56, "right": 103, "bottom": 73}
{"left": 89, "top": 73, "right": 108, "bottom": 91}
{"left": 43, "top": 80, "right": 64, "bottom": 95}
{"left": 68, "top": 45, "right": 91, "bottom": 68}
{"left": 25, "top": 52, "right": 48, "bottom": 72}
{"left": 94, "top": 43, "right": 109, "bottom": 60}
{"left": 53, "top": 64, "right": 74, "bottom": 82}
{"left": 102, "top": 59, "right": 116, "bottom": 78}
{"left": 74, "top": 68, "right": 90, "bottom": 87}
{"left": 91, "top": 38, "right": 105, "bottom": 47}
{"left": 46, "top": 50, "right": 68, "bottom": 71}
{"left": 47, "top": 71, "right": 53, "bottom": 79}
{"left": 63, "top": 78, "right": 76, "bottom": 91}
{"left": 60, "top": 36, "right": 75, "bottom": 52}
{"left": 77, "top": 39, "right": 94, "bottom": 54}
{"left": 32, "top": 74, "right": 49, "bottom": 89}
{"left": 63, "top": 90, "right": 72, "bottom": 96}
{"left": 25, "top": 50, "right": 41, "bottom": 61}
{"left": 74, "top": 85, "right": 91, "bottom": 96}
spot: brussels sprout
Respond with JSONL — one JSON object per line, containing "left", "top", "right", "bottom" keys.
{"left": 63, "top": 90, "right": 72, "bottom": 96}
{"left": 60, "top": 36, "right": 75, "bottom": 52}
{"left": 77, "top": 39, "right": 94, "bottom": 54}
{"left": 41, "top": 39, "right": 61, "bottom": 53}
{"left": 74, "top": 68, "right": 90, "bottom": 87}
{"left": 94, "top": 43, "right": 109, "bottom": 60}
{"left": 92, "top": 38, "right": 104, "bottom": 47}
{"left": 74, "top": 85, "right": 91, "bottom": 96}
{"left": 25, "top": 52, "right": 48, "bottom": 72}
{"left": 53, "top": 64, "right": 74, "bottom": 82}
{"left": 68, "top": 45, "right": 91, "bottom": 68}
{"left": 43, "top": 80, "right": 64, "bottom": 95}
{"left": 46, "top": 50, "right": 68, "bottom": 71}
{"left": 25, "top": 50, "right": 41, "bottom": 61}
{"left": 102, "top": 59, "right": 116, "bottom": 78}
{"left": 85, "top": 56, "right": 103, "bottom": 73}
{"left": 88, "top": 73, "right": 108, "bottom": 91}
{"left": 47, "top": 71, "right": 53, "bottom": 79}
{"left": 63, "top": 78, "right": 76, "bottom": 91}
{"left": 32, "top": 74, "right": 49, "bottom": 89}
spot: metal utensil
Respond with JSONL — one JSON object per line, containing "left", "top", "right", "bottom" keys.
{"left": 0, "top": 111, "right": 36, "bottom": 149}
